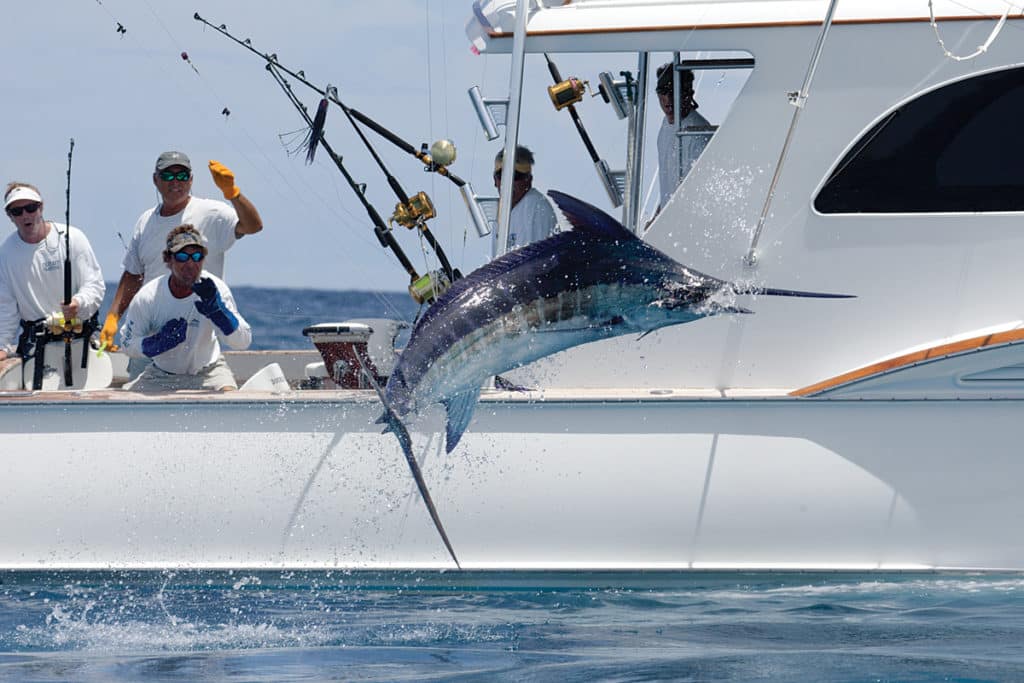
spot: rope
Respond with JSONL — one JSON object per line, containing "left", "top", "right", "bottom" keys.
{"left": 928, "top": 0, "right": 1012, "bottom": 61}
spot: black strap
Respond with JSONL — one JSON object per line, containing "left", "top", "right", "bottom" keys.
{"left": 18, "top": 313, "right": 99, "bottom": 390}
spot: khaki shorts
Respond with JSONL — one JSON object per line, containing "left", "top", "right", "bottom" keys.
{"left": 123, "top": 356, "right": 237, "bottom": 392}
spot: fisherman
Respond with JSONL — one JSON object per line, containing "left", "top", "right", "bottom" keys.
{"left": 119, "top": 224, "right": 251, "bottom": 392}
{"left": 494, "top": 145, "right": 558, "bottom": 250}
{"left": 99, "top": 152, "right": 263, "bottom": 362}
{"left": 0, "top": 183, "right": 105, "bottom": 374}
{"left": 655, "top": 64, "right": 712, "bottom": 209}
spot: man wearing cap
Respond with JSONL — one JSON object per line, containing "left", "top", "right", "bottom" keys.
{"left": 655, "top": 64, "right": 712, "bottom": 209}
{"left": 493, "top": 145, "right": 557, "bottom": 251}
{"left": 99, "top": 153, "right": 262, "bottom": 358}
{"left": 0, "top": 182, "right": 105, "bottom": 367}
{"left": 119, "top": 224, "right": 251, "bottom": 392}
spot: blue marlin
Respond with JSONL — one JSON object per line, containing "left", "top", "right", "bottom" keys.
{"left": 373, "top": 190, "right": 851, "bottom": 565}
{"left": 385, "top": 189, "right": 853, "bottom": 451}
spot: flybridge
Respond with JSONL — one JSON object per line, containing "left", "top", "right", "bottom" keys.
{"left": 469, "top": 0, "right": 1020, "bottom": 46}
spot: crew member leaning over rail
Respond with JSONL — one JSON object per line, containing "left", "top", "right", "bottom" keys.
{"left": 99, "top": 151, "right": 263, "bottom": 367}
{"left": 119, "top": 224, "right": 251, "bottom": 392}
{"left": 0, "top": 182, "right": 105, "bottom": 365}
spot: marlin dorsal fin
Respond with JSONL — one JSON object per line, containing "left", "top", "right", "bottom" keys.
{"left": 548, "top": 190, "right": 636, "bottom": 242}
{"left": 442, "top": 385, "right": 483, "bottom": 453}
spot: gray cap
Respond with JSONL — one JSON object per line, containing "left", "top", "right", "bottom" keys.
{"left": 155, "top": 151, "right": 191, "bottom": 172}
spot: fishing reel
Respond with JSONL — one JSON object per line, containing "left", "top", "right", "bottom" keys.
{"left": 44, "top": 312, "right": 82, "bottom": 336}
{"left": 547, "top": 77, "right": 593, "bottom": 111}
{"left": 408, "top": 269, "right": 451, "bottom": 305}
{"left": 421, "top": 139, "right": 457, "bottom": 172}
{"left": 391, "top": 191, "right": 436, "bottom": 229}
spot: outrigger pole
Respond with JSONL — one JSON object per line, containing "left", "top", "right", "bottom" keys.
{"left": 193, "top": 14, "right": 461, "bottom": 289}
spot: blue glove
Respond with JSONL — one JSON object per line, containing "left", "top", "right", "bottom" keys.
{"left": 141, "top": 318, "right": 188, "bottom": 357}
{"left": 192, "top": 277, "right": 239, "bottom": 335}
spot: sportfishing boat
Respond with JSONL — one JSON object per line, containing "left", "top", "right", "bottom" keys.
{"left": 3, "top": 0, "right": 1024, "bottom": 571}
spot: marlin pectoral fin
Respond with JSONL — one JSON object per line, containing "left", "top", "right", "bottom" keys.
{"left": 442, "top": 385, "right": 483, "bottom": 454}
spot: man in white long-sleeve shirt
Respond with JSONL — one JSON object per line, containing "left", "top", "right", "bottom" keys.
{"left": 0, "top": 183, "right": 105, "bottom": 364}
{"left": 494, "top": 145, "right": 558, "bottom": 251}
{"left": 656, "top": 64, "right": 713, "bottom": 209}
{"left": 119, "top": 224, "right": 251, "bottom": 392}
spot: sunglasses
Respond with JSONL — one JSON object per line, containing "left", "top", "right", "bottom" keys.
{"left": 6, "top": 202, "right": 41, "bottom": 217}
{"left": 173, "top": 251, "right": 205, "bottom": 263}
{"left": 158, "top": 170, "right": 192, "bottom": 182}
{"left": 494, "top": 170, "right": 530, "bottom": 182}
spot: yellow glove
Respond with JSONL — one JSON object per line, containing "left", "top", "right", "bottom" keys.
{"left": 99, "top": 312, "right": 120, "bottom": 353}
{"left": 208, "top": 160, "right": 240, "bottom": 200}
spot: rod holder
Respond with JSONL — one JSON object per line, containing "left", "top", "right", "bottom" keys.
{"left": 468, "top": 85, "right": 509, "bottom": 141}
{"left": 598, "top": 71, "right": 633, "bottom": 120}
{"left": 595, "top": 159, "right": 625, "bottom": 208}
{"left": 459, "top": 183, "right": 496, "bottom": 237}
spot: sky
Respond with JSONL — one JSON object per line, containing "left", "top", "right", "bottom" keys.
{"left": 1, "top": 0, "right": 740, "bottom": 293}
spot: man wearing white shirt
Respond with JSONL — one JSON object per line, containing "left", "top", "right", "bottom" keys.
{"left": 656, "top": 64, "right": 713, "bottom": 209}
{"left": 99, "top": 151, "right": 263, "bottom": 353}
{"left": 494, "top": 145, "right": 558, "bottom": 251}
{"left": 0, "top": 183, "right": 105, "bottom": 372}
{"left": 120, "top": 224, "right": 251, "bottom": 392}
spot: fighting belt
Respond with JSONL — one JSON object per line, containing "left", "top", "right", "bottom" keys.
{"left": 17, "top": 313, "right": 99, "bottom": 390}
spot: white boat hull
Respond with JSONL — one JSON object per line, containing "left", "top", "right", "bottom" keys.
{"left": 2, "top": 393, "right": 1019, "bottom": 571}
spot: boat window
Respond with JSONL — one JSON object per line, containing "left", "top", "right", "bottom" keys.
{"left": 815, "top": 67, "right": 1024, "bottom": 213}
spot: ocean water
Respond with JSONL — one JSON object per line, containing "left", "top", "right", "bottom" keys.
{"left": 3, "top": 570, "right": 1024, "bottom": 681}
{"left": 100, "top": 283, "right": 424, "bottom": 352}
{"left": 12, "top": 287, "right": 1023, "bottom": 681}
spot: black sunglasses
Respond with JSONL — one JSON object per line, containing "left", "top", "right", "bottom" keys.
{"left": 6, "top": 202, "right": 41, "bottom": 217}
{"left": 173, "top": 251, "right": 205, "bottom": 263}
{"left": 158, "top": 170, "right": 192, "bottom": 182}
{"left": 494, "top": 170, "right": 530, "bottom": 182}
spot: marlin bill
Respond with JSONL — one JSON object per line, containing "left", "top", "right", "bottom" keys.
{"left": 383, "top": 190, "right": 853, "bottom": 453}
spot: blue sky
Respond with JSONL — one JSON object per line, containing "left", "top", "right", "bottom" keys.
{"left": 1, "top": 0, "right": 738, "bottom": 292}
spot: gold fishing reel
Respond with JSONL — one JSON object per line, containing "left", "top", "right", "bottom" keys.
{"left": 408, "top": 269, "right": 451, "bottom": 304}
{"left": 391, "top": 191, "right": 436, "bottom": 229}
{"left": 547, "top": 77, "right": 589, "bottom": 110}
{"left": 45, "top": 312, "right": 82, "bottom": 336}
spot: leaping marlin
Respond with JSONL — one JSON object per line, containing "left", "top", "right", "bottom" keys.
{"left": 373, "top": 190, "right": 853, "bottom": 567}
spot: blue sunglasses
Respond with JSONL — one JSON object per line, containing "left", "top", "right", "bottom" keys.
{"left": 173, "top": 251, "right": 205, "bottom": 263}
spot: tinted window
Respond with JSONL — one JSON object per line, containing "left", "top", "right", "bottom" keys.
{"left": 815, "top": 67, "right": 1024, "bottom": 213}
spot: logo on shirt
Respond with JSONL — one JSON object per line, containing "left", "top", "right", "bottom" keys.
{"left": 42, "top": 259, "right": 62, "bottom": 272}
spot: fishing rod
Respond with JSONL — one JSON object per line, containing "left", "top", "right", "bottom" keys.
{"left": 194, "top": 13, "right": 462, "bottom": 287}
{"left": 543, "top": 54, "right": 624, "bottom": 207}
{"left": 266, "top": 64, "right": 422, "bottom": 287}
{"left": 58, "top": 138, "right": 79, "bottom": 387}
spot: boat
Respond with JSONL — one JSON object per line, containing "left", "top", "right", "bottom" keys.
{"left": 3, "top": 0, "right": 1024, "bottom": 571}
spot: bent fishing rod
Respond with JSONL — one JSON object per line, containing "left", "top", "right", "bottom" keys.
{"left": 194, "top": 13, "right": 461, "bottom": 286}
{"left": 266, "top": 64, "right": 421, "bottom": 285}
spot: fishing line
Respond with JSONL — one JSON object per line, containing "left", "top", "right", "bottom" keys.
{"left": 928, "top": 0, "right": 1012, "bottom": 61}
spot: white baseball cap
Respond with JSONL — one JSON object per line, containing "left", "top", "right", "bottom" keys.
{"left": 4, "top": 186, "right": 42, "bottom": 209}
